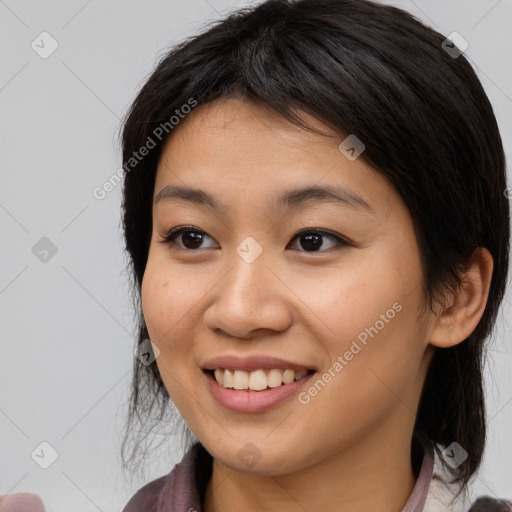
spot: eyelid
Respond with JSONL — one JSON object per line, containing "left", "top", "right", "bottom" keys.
{"left": 157, "top": 225, "right": 351, "bottom": 251}
{"left": 291, "top": 227, "right": 351, "bottom": 247}
{"left": 157, "top": 225, "right": 218, "bottom": 249}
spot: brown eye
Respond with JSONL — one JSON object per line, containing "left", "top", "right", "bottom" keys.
{"left": 287, "top": 229, "right": 349, "bottom": 252}
{"left": 158, "top": 226, "right": 219, "bottom": 250}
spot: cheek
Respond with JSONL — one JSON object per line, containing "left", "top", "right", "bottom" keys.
{"left": 141, "top": 257, "right": 194, "bottom": 362}
{"left": 297, "top": 289, "right": 426, "bottom": 455}
{"left": 140, "top": 253, "right": 214, "bottom": 389}
{"left": 142, "top": 250, "right": 193, "bottom": 336}
{"left": 306, "top": 244, "right": 427, "bottom": 395}
{"left": 304, "top": 246, "right": 423, "bottom": 346}
{"left": 141, "top": 262, "right": 199, "bottom": 408}
{"left": 141, "top": 262, "right": 168, "bottom": 340}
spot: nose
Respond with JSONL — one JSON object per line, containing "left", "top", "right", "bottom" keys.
{"left": 203, "top": 247, "right": 293, "bottom": 339}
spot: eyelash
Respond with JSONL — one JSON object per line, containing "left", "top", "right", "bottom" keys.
{"left": 157, "top": 225, "right": 350, "bottom": 252}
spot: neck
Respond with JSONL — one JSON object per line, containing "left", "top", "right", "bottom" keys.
{"left": 203, "top": 425, "right": 418, "bottom": 512}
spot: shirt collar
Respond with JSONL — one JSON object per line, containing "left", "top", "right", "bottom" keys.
{"left": 160, "top": 441, "right": 434, "bottom": 512}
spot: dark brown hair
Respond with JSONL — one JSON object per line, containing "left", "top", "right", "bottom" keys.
{"left": 119, "top": 0, "right": 510, "bottom": 492}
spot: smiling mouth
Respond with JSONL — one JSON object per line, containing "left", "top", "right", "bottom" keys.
{"left": 205, "top": 368, "right": 316, "bottom": 392}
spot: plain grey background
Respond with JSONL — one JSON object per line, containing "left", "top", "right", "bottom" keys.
{"left": 0, "top": 0, "right": 511, "bottom": 510}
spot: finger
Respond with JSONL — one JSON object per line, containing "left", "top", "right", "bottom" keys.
{"left": 0, "top": 493, "right": 46, "bottom": 512}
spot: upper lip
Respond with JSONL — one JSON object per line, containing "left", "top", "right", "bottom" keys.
{"left": 202, "top": 355, "right": 316, "bottom": 373}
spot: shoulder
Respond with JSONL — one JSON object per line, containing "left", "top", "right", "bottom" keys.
{"left": 468, "top": 497, "right": 512, "bottom": 511}
{"left": 424, "top": 444, "right": 511, "bottom": 512}
{"left": 121, "top": 442, "right": 212, "bottom": 512}
{"left": 121, "top": 474, "right": 168, "bottom": 512}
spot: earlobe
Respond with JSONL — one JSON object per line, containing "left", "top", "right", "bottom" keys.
{"left": 429, "top": 247, "right": 494, "bottom": 349}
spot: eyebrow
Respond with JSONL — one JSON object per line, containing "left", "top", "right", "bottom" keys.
{"left": 155, "top": 184, "right": 375, "bottom": 214}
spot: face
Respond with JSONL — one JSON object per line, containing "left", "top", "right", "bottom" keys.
{"left": 141, "top": 97, "right": 436, "bottom": 475}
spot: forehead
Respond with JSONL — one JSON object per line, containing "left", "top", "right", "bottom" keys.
{"left": 154, "top": 97, "right": 399, "bottom": 217}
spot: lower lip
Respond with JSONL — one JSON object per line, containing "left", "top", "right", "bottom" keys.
{"left": 203, "top": 370, "right": 315, "bottom": 413}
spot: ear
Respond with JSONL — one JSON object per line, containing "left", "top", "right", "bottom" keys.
{"left": 429, "top": 247, "right": 494, "bottom": 348}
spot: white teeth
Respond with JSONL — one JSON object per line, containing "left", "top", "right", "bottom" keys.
{"left": 214, "top": 369, "right": 224, "bottom": 386}
{"left": 233, "top": 370, "right": 249, "bottom": 390}
{"left": 248, "top": 369, "right": 267, "bottom": 391}
{"left": 282, "top": 369, "right": 295, "bottom": 384}
{"left": 267, "top": 368, "right": 283, "bottom": 388}
{"left": 211, "top": 368, "right": 310, "bottom": 391}
{"left": 223, "top": 369, "right": 234, "bottom": 388}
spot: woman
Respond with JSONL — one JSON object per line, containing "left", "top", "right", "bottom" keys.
{"left": 117, "top": 0, "right": 511, "bottom": 510}
{"left": 3, "top": 0, "right": 510, "bottom": 510}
